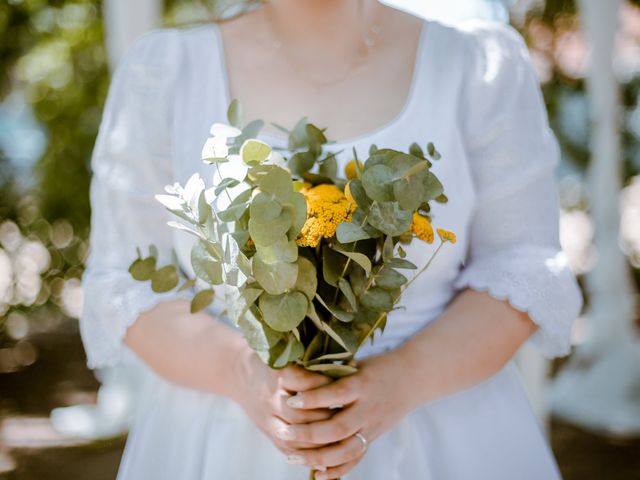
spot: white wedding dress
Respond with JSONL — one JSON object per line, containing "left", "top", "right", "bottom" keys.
{"left": 80, "top": 16, "right": 583, "bottom": 480}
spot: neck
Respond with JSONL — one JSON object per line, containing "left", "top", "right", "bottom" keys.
{"left": 261, "top": 0, "right": 381, "bottom": 59}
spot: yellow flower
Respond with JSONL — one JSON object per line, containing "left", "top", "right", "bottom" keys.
{"left": 410, "top": 212, "right": 434, "bottom": 244}
{"left": 344, "top": 159, "right": 364, "bottom": 180}
{"left": 437, "top": 228, "right": 457, "bottom": 244}
{"left": 296, "top": 184, "right": 353, "bottom": 247}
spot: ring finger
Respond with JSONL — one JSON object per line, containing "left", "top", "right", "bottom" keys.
{"left": 287, "top": 433, "right": 367, "bottom": 468}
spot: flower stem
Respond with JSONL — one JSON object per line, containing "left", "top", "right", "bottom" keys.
{"left": 356, "top": 240, "right": 445, "bottom": 349}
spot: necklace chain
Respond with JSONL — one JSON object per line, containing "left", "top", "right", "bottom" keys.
{"left": 263, "top": 1, "right": 383, "bottom": 89}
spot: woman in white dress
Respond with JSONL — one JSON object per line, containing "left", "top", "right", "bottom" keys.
{"left": 80, "top": 0, "right": 583, "bottom": 479}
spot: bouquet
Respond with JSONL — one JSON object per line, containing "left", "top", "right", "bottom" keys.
{"left": 128, "top": 99, "right": 455, "bottom": 463}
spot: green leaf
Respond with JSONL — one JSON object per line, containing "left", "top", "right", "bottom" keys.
{"left": 288, "top": 116, "right": 309, "bottom": 150}
{"left": 360, "top": 287, "right": 394, "bottom": 312}
{"left": 382, "top": 235, "right": 394, "bottom": 263}
{"left": 306, "top": 363, "right": 358, "bottom": 378}
{"left": 255, "top": 237, "right": 298, "bottom": 264}
{"left": 288, "top": 151, "right": 316, "bottom": 175}
{"left": 421, "top": 171, "right": 444, "bottom": 201}
{"left": 346, "top": 180, "right": 372, "bottom": 211}
{"left": 150, "top": 265, "right": 179, "bottom": 293}
{"left": 253, "top": 257, "right": 298, "bottom": 295}
{"left": 367, "top": 201, "right": 413, "bottom": 237}
{"left": 322, "top": 321, "right": 358, "bottom": 353}
{"left": 427, "top": 142, "right": 441, "bottom": 160}
{"left": 250, "top": 191, "right": 283, "bottom": 222}
{"left": 287, "top": 191, "right": 308, "bottom": 237}
{"left": 218, "top": 202, "right": 248, "bottom": 222}
{"left": 241, "top": 139, "right": 272, "bottom": 165}
{"left": 294, "top": 257, "right": 317, "bottom": 301}
{"left": 393, "top": 175, "right": 424, "bottom": 211}
{"left": 334, "top": 248, "right": 372, "bottom": 273}
{"left": 191, "top": 242, "right": 224, "bottom": 285}
{"left": 226, "top": 287, "right": 263, "bottom": 322}
{"left": 338, "top": 278, "right": 357, "bottom": 311}
{"left": 409, "top": 142, "right": 424, "bottom": 158}
{"left": 322, "top": 246, "right": 348, "bottom": 287}
{"left": 257, "top": 167, "right": 292, "bottom": 203}
{"left": 273, "top": 335, "right": 305, "bottom": 368}
{"left": 361, "top": 164, "right": 395, "bottom": 202}
{"left": 237, "top": 312, "right": 282, "bottom": 352}
{"left": 259, "top": 291, "right": 308, "bottom": 332}
{"left": 305, "top": 351, "right": 354, "bottom": 365}
{"left": 129, "top": 256, "right": 156, "bottom": 281}
{"left": 214, "top": 177, "right": 240, "bottom": 195}
{"left": 249, "top": 208, "right": 293, "bottom": 246}
{"left": 336, "top": 222, "right": 371, "bottom": 243}
{"left": 190, "top": 289, "right": 215, "bottom": 313}
{"left": 386, "top": 257, "right": 417, "bottom": 269}
{"left": 227, "top": 98, "right": 242, "bottom": 128}
{"left": 319, "top": 155, "right": 337, "bottom": 178}
{"left": 314, "top": 293, "right": 354, "bottom": 323}
{"left": 375, "top": 267, "right": 407, "bottom": 289}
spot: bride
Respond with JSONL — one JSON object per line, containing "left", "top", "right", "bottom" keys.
{"left": 80, "top": 0, "right": 583, "bottom": 478}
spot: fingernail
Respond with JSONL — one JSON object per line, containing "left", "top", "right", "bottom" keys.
{"left": 287, "top": 394, "right": 304, "bottom": 408}
{"left": 315, "top": 474, "right": 328, "bottom": 480}
{"left": 286, "top": 454, "right": 306, "bottom": 465}
{"left": 313, "top": 465, "right": 327, "bottom": 472}
{"left": 275, "top": 427, "right": 296, "bottom": 440}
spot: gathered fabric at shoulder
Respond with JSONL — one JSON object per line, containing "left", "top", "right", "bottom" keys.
{"left": 452, "top": 20, "right": 583, "bottom": 358}
{"left": 79, "top": 28, "right": 190, "bottom": 370}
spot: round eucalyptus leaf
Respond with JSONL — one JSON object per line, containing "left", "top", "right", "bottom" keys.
{"left": 421, "top": 171, "right": 444, "bottom": 201}
{"left": 151, "top": 265, "right": 179, "bottom": 293}
{"left": 294, "top": 257, "right": 317, "bottom": 301}
{"left": 393, "top": 174, "right": 424, "bottom": 211}
{"left": 336, "top": 222, "right": 371, "bottom": 243}
{"left": 250, "top": 191, "right": 282, "bottom": 222}
{"left": 367, "top": 201, "right": 412, "bottom": 237}
{"left": 241, "top": 139, "right": 272, "bottom": 165}
{"left": 253, "top": 257, "right": 298, "bottom": 295}
{"left": 191, "top": 242, "right": 224, "bottom": 285}
{"left": 256, "top": 237, "right": 298, "bottom": 264}
{"left": 129, "top": 256, "right": 156, "bottom": 281}
{"left": 259, "top": 291, "right": 308, "bottom": 332}
{"left": 361, "top": 164, "right": 395, "bottom": 202}
{"left": 249, "top": 208, "right": 293, "bottom": 246}
{"left": 287, "top": 191, "right": 308, "bottom": 236}
{"left": 375, "top": 267, "right": 408, "bottom": 290}
{"left": 360, "top": 287, "right": 394, "bottom": 312}
{"left": 258, "top": 167, "right": 293, "bottom": 203}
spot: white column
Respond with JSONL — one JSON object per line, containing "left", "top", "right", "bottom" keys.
{"left": 550, "top": 0, "right": 640, "bottom": 436}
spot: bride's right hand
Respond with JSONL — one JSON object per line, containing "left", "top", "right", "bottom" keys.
{"left": 230, "top": 343, "right": 334, "bottom": 458}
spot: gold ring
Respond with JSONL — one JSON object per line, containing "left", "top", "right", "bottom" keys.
{"left": 355, "top": 432, "right": 368, "bottom": 452}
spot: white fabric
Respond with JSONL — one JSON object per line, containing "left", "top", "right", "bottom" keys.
{"left": 80, "top": 17, "right": 583, "bottom": 480}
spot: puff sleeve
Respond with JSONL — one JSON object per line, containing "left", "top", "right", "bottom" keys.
{"left": 453, "top": 21, "right": 583, "bottom": 358}
{"left": 79, "top": 28, "right": 192, "bottom": 369}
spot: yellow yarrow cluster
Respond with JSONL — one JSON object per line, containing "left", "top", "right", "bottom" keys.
{"left": 410, "top": 212, "right": 434, "bottom": 243}
{"left": 437, "top": 228, "right": 457, "bottom": 244}
{"left": 296, "top": 184, "right": 354, "bottom": 247}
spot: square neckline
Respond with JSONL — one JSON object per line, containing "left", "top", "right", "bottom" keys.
{"left": 209, "top": 17, "right": 431, "bottom": 148}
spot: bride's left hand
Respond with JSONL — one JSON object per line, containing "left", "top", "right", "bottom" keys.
{"left": 278, "top": 350, "right": 416, "bottom": 479}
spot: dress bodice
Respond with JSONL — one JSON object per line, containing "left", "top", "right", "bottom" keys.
{"left": 79, "top": 17, "right": 582, "bottom": 369}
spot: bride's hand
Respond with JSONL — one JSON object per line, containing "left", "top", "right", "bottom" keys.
{"left": 230, "top": 344, "right": 335, "bottom": 459}
{"left": 277, "top": 351, "right": 414, "bottom": 479}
